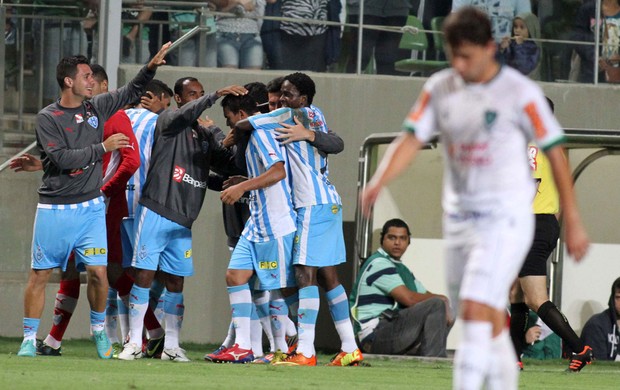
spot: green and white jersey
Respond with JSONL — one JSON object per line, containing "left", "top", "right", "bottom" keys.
{"left": 350, "top": 248, "right": 426, "bottom": 340}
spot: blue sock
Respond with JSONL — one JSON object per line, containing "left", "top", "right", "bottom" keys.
{"left": 163, "top": 291, "right": 184, "bottom": 349}
{"left": 326, "top": 284, "right": 357, "bottom": 352}
{"left": 23, "top": 318, "right": 40, "bottom": 341}
{"left": 90, "top": 310, "right": 106, "bottom": 333}
{"left": 228, "top": 284, "right": 252, "bottom": 350}
{"left": 296, "top": 286, "right": 320, "bottom": 357}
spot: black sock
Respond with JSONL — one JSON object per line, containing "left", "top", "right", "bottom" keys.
{"left": 537, "top": 300, "right": 584, "bottom": 353}
{"left": 510, "top": 303, "right": 529, "bottom": 360}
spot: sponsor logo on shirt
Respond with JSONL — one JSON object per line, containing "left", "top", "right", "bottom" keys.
{"left": 184, "top": 249, "right": 192, "bottom": 258}
{"left": 74, "top": 114, "right": 83, "bottom": 123}
{"left": 258, "top": 261, "right": 278, "bottom": 270}
{"left": 84, "top": 248, "right": 106, "bottom": 256}
{"left": 173, "top": 165, "right": 207, "bottom": 188}
{"left": 331, "top": 205, "right": 339, "bottom": 214}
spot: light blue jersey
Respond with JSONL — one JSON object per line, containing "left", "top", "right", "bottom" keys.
{"left": 248, "top": 105, "right": 341, "bottom": 208}
{"left": 124, "top": 108, "right": 157, "bottom": 218}
{"left": 242, "top": 128, "right": 296, "bottom": 242}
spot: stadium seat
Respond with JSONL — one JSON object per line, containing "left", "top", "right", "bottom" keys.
{"left": 395, "top": 15, "right": 449, "bottom": 75}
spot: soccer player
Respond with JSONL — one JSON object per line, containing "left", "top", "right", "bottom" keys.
{"left": 117, "top": 78, "right": 246, "bottom": 362}
{"left": 361, "top": 7, "right": 589, "bottom": 389}
{"left": 509, "top": 97, "right": 592, "bottom": 372}
{"left": 274, "top": 73, "right": 361, "bottom": 366}
{"left": 212, "top": 92, "right": 297, "bottom": 364}
{"left": 17, "top": 43, "right": 171, "bottom": 358}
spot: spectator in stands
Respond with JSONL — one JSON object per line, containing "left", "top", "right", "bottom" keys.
{"left": 350, "top": 219, "right": 453, "bottom": 357}
{"left": 121, "top": 0, "right": 153, "bottom": 64}
{"left": 345, "top": 0, "right": 410, "bottom": 75}
{"left": 499, "top": 12, "right": 542, "bottom": 79}
{"left": 517, "top": 311, "right": 562, "bottom": 360}
{"left": 214, "top": 0, "right": 265, "bottom": 69}
{"left": 169, "top": 2, "right": 217, "bottom": 67}
{"left": 581, "top": 277, "right": 620, "bottom": 361}
{"left": 279, "top": 0, "right": 330, "bottom": 71}
{"left": 452, "top": 0, "right": 531, "bottom": 42}
{"left": 261, "top": 0, "right": 283, "bottom": 69}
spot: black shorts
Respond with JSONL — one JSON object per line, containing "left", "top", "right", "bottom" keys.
{"left": 518, "top": 214, "right": 560, "bottom": 277}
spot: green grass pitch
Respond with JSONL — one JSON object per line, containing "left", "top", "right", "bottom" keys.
{"left": 1, "top": 337, "right": 619, "bottom": 389}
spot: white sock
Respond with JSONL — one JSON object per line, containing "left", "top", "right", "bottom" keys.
{"left": 453, "top": 321, "right": 493, "bottom": 390}
{"left": 268, "top": 290, "right": 289, "bottom": 352}
{"left": 117, "top": 293, "right": 130, "bottom": 343}
{"left": 222, "top": 320, "right": 235, "bottom": 349}
{"left": 163, "top": 291, "right": 184, "bottom": 350}
{"left": 487, "top": 330, "right": 519, "bottom": 390}
{"left": 252, "top": 290, "right": 274, "bottom": 352}
{"left": 105, "top": 288, "right": 120, "bottom": 344}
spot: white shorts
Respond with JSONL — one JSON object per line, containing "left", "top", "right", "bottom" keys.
{"left": 444, "top": 206, "right": 534, "bottom": 312}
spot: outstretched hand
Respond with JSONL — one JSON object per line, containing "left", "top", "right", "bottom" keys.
{"left": 275, "top": 116, "right": 314, "bottom": 144}
{"left": 147, "top": 41, "right": 172, "bottom": 71}
{"left": 216, "top": 85, "right": 248, "bottom": 97}
{"left": 9, "top": 153, "right": 43, "bottom": 172}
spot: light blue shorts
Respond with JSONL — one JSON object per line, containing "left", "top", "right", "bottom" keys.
{"left": 228, "top": 233, "right": 296, "bottom": 290}
{"left": 31, "top": 197, "right": 107, "bottom": 272}
{"left": 293, "top": 204, "right": 346, "bottom": 267}
{"left": 132, "top": 205, "right": 193, "bottom": 277}
{"left": 120, "top": 217, "right": 134, "bottom": 269}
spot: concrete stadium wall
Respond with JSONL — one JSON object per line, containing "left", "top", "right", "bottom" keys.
{"left": 1, "top": 67, "right": 619, "bottom": 351}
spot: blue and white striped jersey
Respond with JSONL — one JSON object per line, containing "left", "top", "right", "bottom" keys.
{"left": 124, "top": 108, "right": 158, "bottom": 218}
{"left": 242, "top": 127, "right": 296, "bottom": 242}
{"left": 248, "top": 105, "right": 341, "bottom": 208}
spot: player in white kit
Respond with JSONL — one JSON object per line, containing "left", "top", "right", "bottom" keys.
{"left": 361, "top": 7, "right": 590, "bottom": 390}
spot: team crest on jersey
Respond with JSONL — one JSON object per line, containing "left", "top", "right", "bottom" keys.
{"left": 484, "top": 111, "right": 497, "bottom": 130}
{"left": 74, "top": 114, "right": 84, "bottom": 123}
{"left": 87, "top": 116, "right": 99, "bottom": 128}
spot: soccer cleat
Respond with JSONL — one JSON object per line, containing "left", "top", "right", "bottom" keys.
{"left": 517, "top": 361, "right": 524, "bottom": 371}
{"left": 144, "top": 335, "right": 165, "bottom": 358}
{"left": 286, "top": 334, "right": 298, "bottom": 354}
{"left": 269, "top": 349, "right": 288, "bottom": 364}
{"left": 212, "top": 343, "right": 254, "bottom": 364}
{"left": 251, "top": 354, "right": 274, "bottom": 364}
{"left": 92, "top": 330, "right": 113, "bottom": 359}
{"left": 36, "top": 339, "right": 62, "bottom": 356}
{"left": 17, "top": 339, "right": 37, "bottom": 357}
{"left": 161, "top": 347, "right": 190, "bottom": 362}
{"left": 112, "top": 342, "right": 122, "bottom": 359}
{"left": 204, "top": 345, "right": 227, "bottom": 362}
{"left": 568, "top": 345, "right": 593, "bottom": 372}
{"left": 272, "top": 352, "right": 317, "bottom": 366}
{"left": 326, "top": 348, "right": 364, "bottom": 366}
{"left": 118, "top": 343, "right": 143, "bottom": 361}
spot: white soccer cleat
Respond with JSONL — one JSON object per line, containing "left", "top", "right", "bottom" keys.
{"left": 161, "top": 347, "right": 190, "bottom": 362}
{"left": 117, "top": 343, "right": 143, "bottom": 361}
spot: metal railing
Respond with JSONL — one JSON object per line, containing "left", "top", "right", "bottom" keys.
{"left": 354, "top": 129, "right": 620, "bottom": 310}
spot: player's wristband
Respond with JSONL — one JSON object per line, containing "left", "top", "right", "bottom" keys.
{"left": 102, "top": 143, "right": 107, "bottom": 153}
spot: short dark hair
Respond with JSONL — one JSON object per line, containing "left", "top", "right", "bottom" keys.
{"left": 245, "top": 81, "right": 269, "bottom": 113}
{"left": 144, "top": 79, "right": 173, "bottom": 99}
{"left": 221, "top": 93, "right": 258, "bottom": 116}
{"left": 443, "top": 6, "right": 493, "bottom": 48}
{"left": 266, "top": 76, "right": 284, "bottom": 93}
{"left": 380, "top": 218, "right": 411, "bottom": 244}
{"left": 56, "top": 55, "right": 90, "bottom": 89}
{"left": 283, "top": 72, "right": 316, "bottom": 105}
{"left": 173, "top": 76, "right": 199, "bottom": 96}
{"left": 90, "top": 64, "right": 108, "bottom": 83}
